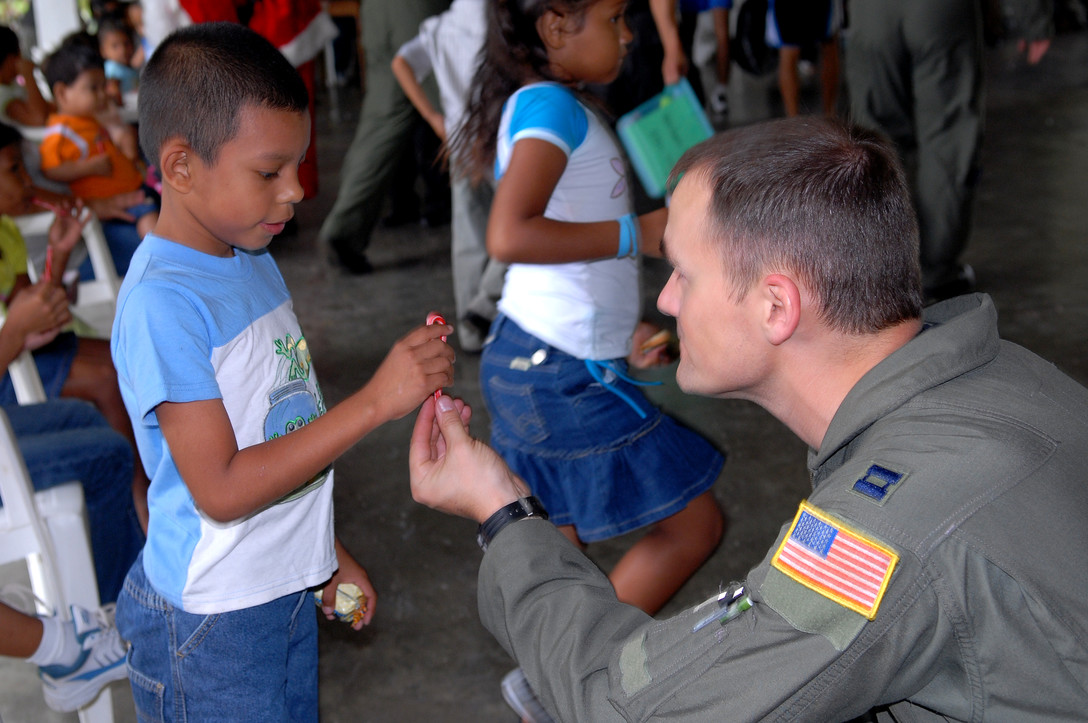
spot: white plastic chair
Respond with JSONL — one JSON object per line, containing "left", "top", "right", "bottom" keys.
{"left": 14, "top": 209, "right": 122, "bottom": 339}
{"left": 0, "top": 328, "right": 117, "bottom": 722}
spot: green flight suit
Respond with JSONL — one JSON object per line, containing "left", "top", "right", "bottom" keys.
{"left": 477, "top": 294, "right": 1088, "bottom": 721}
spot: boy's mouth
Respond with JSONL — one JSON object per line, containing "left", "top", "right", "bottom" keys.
{"left": 261, "top": 218, "right": 291, "bottom": 235}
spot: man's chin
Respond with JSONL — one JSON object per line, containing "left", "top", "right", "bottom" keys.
{"left": 674, "top": 363, "right": 696, "bottom": 394}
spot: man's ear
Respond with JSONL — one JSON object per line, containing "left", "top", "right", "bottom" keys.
{"left": 158, "top": 139, "right": 194, "bottom": 194}
{"left": 761, "top": 273, "right": 801, "bottom": 346}
{"left": 536, "top": 9, "right": 568, "bottom": 50}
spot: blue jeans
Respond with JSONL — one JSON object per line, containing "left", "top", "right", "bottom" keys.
{"left": 80, "top": 196, "right": 158, "bottom": 280}
{"left": 4, "top": 399, "right": 143, "bottom": 603}
{"left": 117, "top": 554, "right": 319, "bottom": 723}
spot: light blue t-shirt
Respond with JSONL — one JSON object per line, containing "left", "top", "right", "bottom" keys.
{"left": 494, "top": 83, "right": 640, "bottom": 361}
{"left": 112, "top": 234, "right": 336, "bottom": 614}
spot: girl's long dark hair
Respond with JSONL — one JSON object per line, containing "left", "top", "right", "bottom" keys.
{"left": 450, "top": 0, "right": 594, "bottom": 183}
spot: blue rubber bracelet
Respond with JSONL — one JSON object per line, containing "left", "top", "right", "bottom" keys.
{"left": 617, "top": 213, "right": 639, "bottom": 258}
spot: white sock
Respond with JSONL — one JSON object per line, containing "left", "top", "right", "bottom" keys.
{"left": 27, "top": 616, "right": 81, "bottom": 668}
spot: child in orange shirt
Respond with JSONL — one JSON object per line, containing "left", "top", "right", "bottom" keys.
{"left": 39, "top": 33, "right": 156, "bottom": 275}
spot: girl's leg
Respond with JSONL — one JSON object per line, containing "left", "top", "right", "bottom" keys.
{"left": 608, "top": 491, "right": 724, "bottom": 615}
{"left": 821, "top": 35, "right": 841, "bottom": 117}
{"left": 778, "top": 46, "right": 802, "bottom": 117}
{"left": 61, "top": 338, "right": 150, "bottom": 531}
{"left": 557, "top": 524, "right": 583, "bottom": 549}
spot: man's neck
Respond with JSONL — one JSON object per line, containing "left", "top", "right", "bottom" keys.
{"left": 761, "top": 319, "right": 923, "bottom": 450}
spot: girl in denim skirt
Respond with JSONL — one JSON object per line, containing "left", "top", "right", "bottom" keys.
{"left": 454, "top": 0, "right": 725, "bottom": 616}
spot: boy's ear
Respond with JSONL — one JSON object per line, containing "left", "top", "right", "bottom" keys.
{"left": 537, "top": 10, "right": 568, "bottom": 50}
{"left": 158, "top": 138, "right": 195, "bottom": 194}
{"left": 51, "top": 82, "right": 67, "bottom": 106}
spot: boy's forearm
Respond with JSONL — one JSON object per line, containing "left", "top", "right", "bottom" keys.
{"left": 163, "top": 384, "right": 407, "bottom": 523}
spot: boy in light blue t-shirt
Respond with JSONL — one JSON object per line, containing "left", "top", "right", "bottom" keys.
{"left": 110, "top": 22, "right": 455, "bottom": 721}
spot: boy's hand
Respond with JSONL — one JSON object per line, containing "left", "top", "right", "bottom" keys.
{"left": 366, "top": 322, "right": 455, "bottom": 421}
{"left": 6, "top": 281, "right": 70, "bottom": 350}
{"left": 48, "top": 202, "right": 89, "bottom": 257}
{"left": 320, "top": 539, "right": 377, "bottom": 630}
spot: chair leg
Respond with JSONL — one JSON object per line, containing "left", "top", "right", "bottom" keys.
{"left": 78, "top": 687, "right": 115, "bottom": 723}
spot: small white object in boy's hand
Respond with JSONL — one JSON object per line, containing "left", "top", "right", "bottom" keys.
{"left": 313, "top": 583, "right": 368, "bottom": 625}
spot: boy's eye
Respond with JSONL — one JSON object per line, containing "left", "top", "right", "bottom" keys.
{"left": 259, "top": 171, "right": 279, "bottom": 180}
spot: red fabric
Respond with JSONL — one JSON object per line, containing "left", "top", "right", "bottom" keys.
{"left": 247, "top": 0, "right": 323, "bottom": 49}
{"left": 177, "top": 0, "right": 240, "bottom": 24}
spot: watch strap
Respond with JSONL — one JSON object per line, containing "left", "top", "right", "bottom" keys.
{"left": 477, "top": 496, "right": 549, "bottom": 551}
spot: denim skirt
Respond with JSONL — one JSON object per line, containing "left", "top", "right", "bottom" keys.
{"left": 480, "top": 315, "right": 725, "bottom": 542}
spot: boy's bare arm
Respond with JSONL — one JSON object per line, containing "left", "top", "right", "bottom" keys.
{"left": 156, "top": 322, "right": 455, "bottom": 523}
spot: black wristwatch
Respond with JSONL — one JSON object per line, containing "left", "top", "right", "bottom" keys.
{"left": 477, "top": 496, "right": 549, "bottom": 551}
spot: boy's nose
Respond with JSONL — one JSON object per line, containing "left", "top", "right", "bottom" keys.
{"left": 281, "top": 172, "right": 305, "bottom": 204}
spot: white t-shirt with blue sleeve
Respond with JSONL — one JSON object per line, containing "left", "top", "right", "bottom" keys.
{"left": 111, "top": 234, "right": 336, "bottom": 614}
{"left": 494, "top": 82, "right": 640, "bottom": 361}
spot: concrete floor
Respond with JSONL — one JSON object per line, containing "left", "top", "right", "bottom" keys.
{"left": 2, "top": 28, "right": 1086, "bottom": 723}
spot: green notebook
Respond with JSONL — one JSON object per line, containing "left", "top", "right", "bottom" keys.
{"left": 617, "top": 78, "right": 714, "bottom": 198}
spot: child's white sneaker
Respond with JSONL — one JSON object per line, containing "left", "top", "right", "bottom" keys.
{"left": 38, "top": 604, "right": 128, "bottom": 712}
{"left": 501, "top": 668, "right": 556, "bottom": 723}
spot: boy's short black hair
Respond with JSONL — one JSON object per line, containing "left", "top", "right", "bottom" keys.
{"left": 139, "top": 22, "right": 309, "bottom": 166}
{"left": 43, "top": 32, "right": 105, "bottom": 89}
{"left": 0, "top": 121, "right": 22, "bottom": 151}
{"left": 0, "top": 26, "right": 21, "bottom": 63}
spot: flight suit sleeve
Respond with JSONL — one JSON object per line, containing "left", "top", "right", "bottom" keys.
{"left": 478, "top": 509, "right": 952, "bottom": 720}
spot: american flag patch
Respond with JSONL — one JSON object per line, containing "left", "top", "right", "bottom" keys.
{"left": 771, "top": 502, "right": 898, "bottom": 619}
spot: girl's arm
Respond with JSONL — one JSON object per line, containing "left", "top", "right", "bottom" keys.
{"left": 41, "top": 154, "right": 113, "bottom": 184}
{"left": 155, "top": 323, "right": 455, "bottom": 523}
{"left": 3, "top": 59, "right": 54, "bottom": 127}
{"left": 488, "top": 137, "right": 666, "bottom": 263}
{"left": 391, "top": 54, "right": 446, "bottom": 142}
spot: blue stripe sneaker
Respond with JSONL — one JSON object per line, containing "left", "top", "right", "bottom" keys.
{"left": 38, "top": 604, "right": 129, "bottom": 712}
{"left": 501, "top": 668, "right": 556, "bottom": 723}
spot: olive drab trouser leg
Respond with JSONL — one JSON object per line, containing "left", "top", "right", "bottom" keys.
{"left": 846, "top": 0, "right": 984, "bottom": 292}
{"left": 319, "top": 1, "right": 448, "bottom": 259}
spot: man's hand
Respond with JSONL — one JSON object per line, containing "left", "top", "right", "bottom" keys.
{"left": 409, "top": 395, "right": 529, "bottom": 524}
